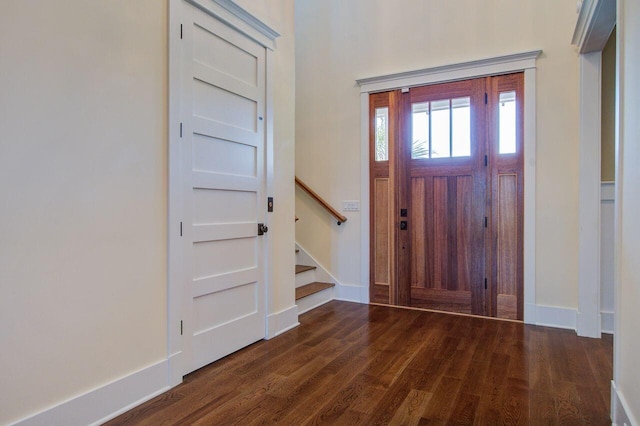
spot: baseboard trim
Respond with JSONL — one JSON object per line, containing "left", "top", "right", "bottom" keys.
{"left": 612, "top": 380, "right": 638, "bottom": 426}
{"left": 266, "top": 304, "right": 299, "bottom": 339}
{"left": 601, "top": 310, "right": 614, "bottom": 334}
{"left": 11, "top": 359, "right": 170, "bottom": 426}
{"left": 534, "top": 304, "right": 577, "bottom": 330}
{"left": 335, "top": 283, "right": 364, "bottom": 303}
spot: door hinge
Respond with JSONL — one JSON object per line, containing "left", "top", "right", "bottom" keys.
{"left": 484, "top": 278, "right": 488, "bottom": 289}
{"left": 180, "top": 122, "right": 183, "bottom": 138}
{"left": 484, "top": 92, "right": 488, "bottom": 104}
{"left": 180, "top": 24, "right": 183, "bottom": 39}
{"left": 484, "top": 155, "right": 488, "bottom": 166}
{"left": 484, "top": 217, "right": 488, "bottom": 228}
{"left": 180, "top": 320, "right": 183, "bottom": 335}
{"left": 267, "top": 197, "right": 274, "bottom": 212}
{"left": 180, "top": 221, "right": 183, "bottom": 236}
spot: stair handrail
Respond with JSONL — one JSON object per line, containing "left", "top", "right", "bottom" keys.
{"left": 295, "top": 176, "right": 348, "bottom": 225}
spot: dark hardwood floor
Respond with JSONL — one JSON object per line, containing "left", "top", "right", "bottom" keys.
{"left": 106, "top": 301, "right": 613, "bottom": 425}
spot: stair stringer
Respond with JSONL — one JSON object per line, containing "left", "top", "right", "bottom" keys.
{"left": 295, "top": 242, "right": 364, "bottom": 304}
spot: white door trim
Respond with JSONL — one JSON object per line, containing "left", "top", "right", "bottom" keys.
{"left": 167, "top": 0, "right": 279, "bottom": 386}
{"left": 572, "top": 0, "right": 616, "bottom": 338}
{"left": 357, "top": 50, "right": 541, "bottom": 323}
{"left": 577, "top": 51, "right": 603, "bottom": 338}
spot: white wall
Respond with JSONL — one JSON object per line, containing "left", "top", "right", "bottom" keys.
{"left": 0, "top": 1, "right": 296, "bottom": 423}
{"left": 295, "top": 0, "right": 581, "bottom": 310}
{"left": 614, "top": 0, "right": 640, "bottom": 421}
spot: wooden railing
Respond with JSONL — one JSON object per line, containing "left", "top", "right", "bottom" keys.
{"left": 295, "top": 176, "right": 347, "bottom": 225}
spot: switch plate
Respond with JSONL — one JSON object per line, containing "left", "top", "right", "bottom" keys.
{"left": 342, "top": 200, "right": 360, "bottom": 212}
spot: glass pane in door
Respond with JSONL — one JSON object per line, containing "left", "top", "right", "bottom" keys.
{"left": 375, "top": 107, "right": 389, "bottom": 161}
{"left": 498, "top": 91, "right": 516, "bottom": 154}
{"left": 411, "top": 102, "right": 430, "bottom": 159}
{"left": 430, "top": 99, "right": 451, "bottom": 158}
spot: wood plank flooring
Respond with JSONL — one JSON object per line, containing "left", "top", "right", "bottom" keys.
{"left": 106, "top": 301, "right": 613, "bottom": 425}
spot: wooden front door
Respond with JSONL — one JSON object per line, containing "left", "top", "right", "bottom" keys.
{"left": 403, "top": 78, "right": 487, "bottom": 316}
{"left": 370, "top": 74, "right": 524, "bottom": 320}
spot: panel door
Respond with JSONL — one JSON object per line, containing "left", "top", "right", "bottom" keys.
{"left": 181, "top": 3, "right": 267, "bottom": 374}
{"left": 404, "top": 79, "right": 487, "bottom": 315}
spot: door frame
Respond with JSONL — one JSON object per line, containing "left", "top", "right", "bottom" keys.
{"left": 572, "top": 0, "right": 616, "bottom": 338}
{"left": 168, "top": 0, "right": 279, "bottom": 386}
{"left": 357, "top": 50, "right": 541, "bottom": 324}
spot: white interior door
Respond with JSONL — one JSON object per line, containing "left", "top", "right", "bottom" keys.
{"left": 181, "top": 2, "right": 267, "bottom": 374}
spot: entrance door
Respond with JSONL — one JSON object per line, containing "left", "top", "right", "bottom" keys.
{"left": 181, "top": 3, "right": 267, "bottom": 373}
{"left": 370, "top": 74, "right": 524, "bottom": 320}
{"left": 403, "top": 78, "right": 487, "bottom": 315}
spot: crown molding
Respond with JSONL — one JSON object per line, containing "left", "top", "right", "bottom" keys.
{"left": 356, "top": 50, "right": 542, "bottom": 94}
{"left": 572, "top": 0, "right": 615, "bottom": 53}
{"left": 186, "top": 0, "right": 280, "bottom": 50}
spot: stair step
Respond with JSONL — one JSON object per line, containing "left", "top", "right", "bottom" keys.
{"left": 295, "top": 282, "right": 335, "bottom": 300}
{"left": 295, "top": 264, "right": 316, "bottom": 274}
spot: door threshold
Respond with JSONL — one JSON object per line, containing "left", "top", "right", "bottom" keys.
{"left": 369, "top": 302, "right": 523, "bottom": 324}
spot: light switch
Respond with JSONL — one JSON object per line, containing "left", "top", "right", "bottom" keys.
{"left": 342, "top": 200, "right": 360, "bottom": 212}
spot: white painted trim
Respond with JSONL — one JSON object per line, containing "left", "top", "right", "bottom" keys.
{"left": 601, "top": 181, "right": 615, "bottom": 336}
{"left": 167, "top": 0, "right": 185, "bottom": 388}
{"left": 534, "top": 305, "right": 577, "bottom": 330}
{"left": 184, "top": 0, "right": 279, "bottom": 50}
{"left": 264, "top": 46, "right": 276, "bottom": 341}
{"left": 577, "top": 51, "right": 603, "bottom": 338}
{"left": 523, "top": 67, "right": 537, "bottom": 325}
{"left": 612, "top": 0, "right": 623, "bottom": 385}
{"left": 266, "top": 305, "right": 299, "bottom": 339}
{"left": 359, "top": 53, "right": 540, "bottom": 324}
{"left": 601, "top": 311, "right": 614, "bottom": 334}
{"left": 612, "top": 381, "right": 638, "bottom": 426}
{"left": 572, "top": 0, "right": 616, "bottom": 53}
{"left": 10, "top": 360, "right": 170, "bottom": 426}
{"left": 335, "top": 283, "right": 366, "bottom": 304}
{"left": 601, "top": 181, "right": 615, "bottom": 201}
{"left": 356, "top": 50, "right": 541, "bottom": 93}
{"left": 360, "top": 92, "right": 371, "bottom": 305}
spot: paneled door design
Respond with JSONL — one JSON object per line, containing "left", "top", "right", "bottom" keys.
{"left": 181, "top": 3, "right": 267, "bottom": 373}
{"left": 370, "top": 74, "right": 524, "bottom": 320}
{"left": 404, "top": 79, "right": 487, "bottom": 315}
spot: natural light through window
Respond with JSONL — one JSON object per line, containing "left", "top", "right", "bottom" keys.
{"left": 499, "top": 91, "right": 516, "bottom": 154}
{"left": 411, "top": 97, "right": 470, "bottom": 159}
{"left": 375, "top": 107, "right": 389, "bottom": 161}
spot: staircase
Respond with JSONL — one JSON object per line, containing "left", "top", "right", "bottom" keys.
{"left": 295, "top": 257, "right": 335, "bottom": 315}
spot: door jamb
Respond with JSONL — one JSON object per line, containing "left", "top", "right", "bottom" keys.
{"left": 572, "top": 0, "right": 616, "bottom": 338}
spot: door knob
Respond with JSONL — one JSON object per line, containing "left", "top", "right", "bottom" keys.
{"left": 258, "top": 223, "right": 269, "bottom": 235}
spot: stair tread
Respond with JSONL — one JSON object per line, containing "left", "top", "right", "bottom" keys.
{"left": 295, "top": 264, "right": 317, "bottom": 274}
{"left": 295, "top": 282, "right": 335, "bottom": 300}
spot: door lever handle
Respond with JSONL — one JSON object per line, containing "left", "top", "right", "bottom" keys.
{"left": 258, "top": 223, "right": 269, "bottom": 236}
